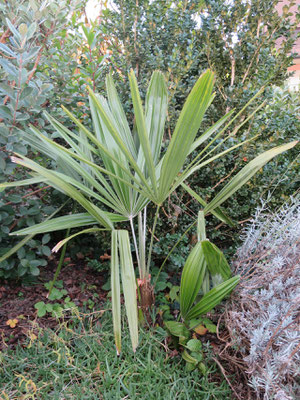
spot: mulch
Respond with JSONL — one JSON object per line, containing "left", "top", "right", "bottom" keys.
{"left": 0, "top": 257, "right": 108, "bottom": 350}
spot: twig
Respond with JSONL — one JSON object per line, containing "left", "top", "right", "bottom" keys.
{"left": 4, "top": 185, "right": 51, "bottom": 206}
{"left": 212, "top": 357, "right": 243, "bottom": 400}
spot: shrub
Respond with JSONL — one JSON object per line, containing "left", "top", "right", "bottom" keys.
{"left": 0, "top": 1, "right": 78, "bottom": 279}
{"left": 226, "top": 197, "right": 300, "bottom": 399}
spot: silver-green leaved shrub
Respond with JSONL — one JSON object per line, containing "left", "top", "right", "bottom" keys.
{"left": 227, "top": 197, "right": 300, "bottom": 400}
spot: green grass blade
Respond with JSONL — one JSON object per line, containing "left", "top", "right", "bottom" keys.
{"left": 0, "top": 176, "right": 44, "bottom": 190}
{"left": 106, "top": 73, "right": 137, "bottom": 158}
{"left": 89, "top": 94, "right": 134, "bottom": 212}
{"left": 42, "top": 113, "right": 152, "bottom": 204}
{"left": 197, "top": 211, "right": 206, "bottom": 242}
{"left": 181, "top": 183, "right": 235, "bottom": 227}
{"left": 0, "top": 234, "right": 34, "bottom": 262}
{"left": 129, "top": 70, "right": 157, "bottom": 195}
{"left": 0, "top": 201, "right": 69, "bottom": 262}
{"left": 52, "top": 228, "right": 106, "bottom": 253}
{"left": 34, "top": 127, "right": 151, "bottom": 210}
{"left": 43, "top": 113, "right": 96, "bottom": 160}
{"left": 87, "top": 87, "right": 154, "bottom": 196}
{"left": 171, "top": 135, "right": 259, "bottom": 198}
{"left": 11, "top": 155, "right": 114, "bottom": 230}
{"left": 9, "top": 213, "right": 108, "bottom": 236}
{"left": 188, "top": 109, "right": 235, "bottom": 155}
{"left": 145, "top": 71, "right": 168, "bottom": 165}
{"left": 28, "top": 123, "right": 128, "bottom": 210}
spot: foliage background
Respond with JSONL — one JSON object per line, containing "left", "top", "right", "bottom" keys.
{"left": 0, "top": 0, "right": 299, "bottom": 279}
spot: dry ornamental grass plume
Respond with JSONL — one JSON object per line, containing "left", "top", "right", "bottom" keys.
{"left": 226, "top": 196, "right": 300, "bottom": 400}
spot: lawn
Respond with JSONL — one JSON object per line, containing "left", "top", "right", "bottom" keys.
{"left": 0, "top": 305, "right": 232, "bottom": 400}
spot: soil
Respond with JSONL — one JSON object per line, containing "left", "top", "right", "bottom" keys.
{"left": 0, "top": 257, "right": 253, "bottom": 399}
{"left": 0, "top": 257, "right": 108, "bottom": 350}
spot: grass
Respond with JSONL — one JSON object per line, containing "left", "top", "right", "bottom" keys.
{"left": 0, "top": 304, "right": 232, "bottom": 400}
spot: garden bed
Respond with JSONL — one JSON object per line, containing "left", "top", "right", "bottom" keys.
{"left": 0, "top": 258, "right": 107, "bottom": 349}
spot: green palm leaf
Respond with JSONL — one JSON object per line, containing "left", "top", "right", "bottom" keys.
{"left": 11, "top": 155, "right": 114, "bottom": 230}
{"left": 185, "top": 276, "right": 240, "bottom": 320}
{"left": 204, "top": 141, "right": 298, "bottom": 214}
{"left": 158, "top": 70, "right": 215, "bottom": 202}
{"left": 180, "top": 242, "right": 207, "bottom": 318}
{"left": 111, "top": 231, "right": 121, "bottom": 354}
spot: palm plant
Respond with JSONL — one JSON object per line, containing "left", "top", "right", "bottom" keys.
{"left": 179, "top": 211, "right": 240, "bottom": 324}
{"left": 0, "top": 69, "right": 297, "bottom": 353}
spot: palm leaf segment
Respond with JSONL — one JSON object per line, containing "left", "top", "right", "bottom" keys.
{"left": 3, "top": 70, "right": 216, "bottom": 231}
{"left": 1, "top": 68, "right": 297, "bottom": 237}
{"left": 0, "top": 70, "right": 296, "bottom": 235}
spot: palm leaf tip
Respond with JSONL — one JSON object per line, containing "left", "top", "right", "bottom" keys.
{"left": 52, "top": 242, "right": 62, "bottom": 253}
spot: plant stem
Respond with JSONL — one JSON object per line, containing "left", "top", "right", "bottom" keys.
{"left": 138, "top": 210, "right": 146, "bottom": 279}
{"left": 146, "top": 204, "right": 160, "bottom": 275}
{"left": 48, "top": 227, "right": 70, "bottom": 296}
{"left": 130, "top": 216, "right": 141, "bottom": 276}
{"left": 48, "top": 200, "right": 73, "bottom": 295}
{"left": 153, "top": 219, "right": 197, "bottom": 288}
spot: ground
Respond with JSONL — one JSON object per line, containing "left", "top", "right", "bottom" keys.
{"left": 0, "top": 258, "right": 253, "bottom": 399}
{"left": 0, "top": 259, "right": 107, "bottom": 349}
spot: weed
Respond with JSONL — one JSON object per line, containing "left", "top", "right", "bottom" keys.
{"left": 34, "top": 280, "right": 76, "bottom": 318}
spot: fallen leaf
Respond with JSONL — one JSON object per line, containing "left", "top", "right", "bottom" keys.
{"left": 93, "top": 362, "right": 104, "bottom": 376}
{"left": 29, "top": 333, "right": 37, "bottom": 341}
{"left": 6, "top": 319, "right": 19, "bottom": 328}
{"left": 193, "top": 325, "right": 208, "bottom": 335}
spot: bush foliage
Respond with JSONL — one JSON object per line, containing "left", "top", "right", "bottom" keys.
{"left": 0, "top": 0, "right": 299, "bottom": 279}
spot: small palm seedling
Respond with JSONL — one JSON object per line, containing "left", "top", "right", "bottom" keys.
{"left": 165, "top": 211, "right": 239, "bottom": 371}
{"left": 179, "top": 211, "right": 239, "bottom": 323}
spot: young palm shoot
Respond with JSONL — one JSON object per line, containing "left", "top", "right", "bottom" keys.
{"left": 180, "top": 211, "right": 239, "bottom": 323}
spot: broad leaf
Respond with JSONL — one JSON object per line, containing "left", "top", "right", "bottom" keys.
{"left": 185, "top": 276, "right": 240, "bottom": 320}
{"left": 201, "top": 240, "right": 232, "bottom": 281}
{"left": 180, "top": 242, "right": 207, "bottom": 318}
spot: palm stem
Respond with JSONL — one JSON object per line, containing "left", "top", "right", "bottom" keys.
{"left": 48, "top": 227, "right": 70, "bottom": 296}
{"left": 130, "top": 217, "right": 141, "bottom": 277}
{"left": 138, "top": 210, "right": 146, "bottom": 280}
{"left": 146, "top": 204, "right": 160, "bottom": 275}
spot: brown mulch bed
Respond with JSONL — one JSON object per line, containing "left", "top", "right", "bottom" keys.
{"left": 0, "top": 257, "right": 108, "bottom": 349}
